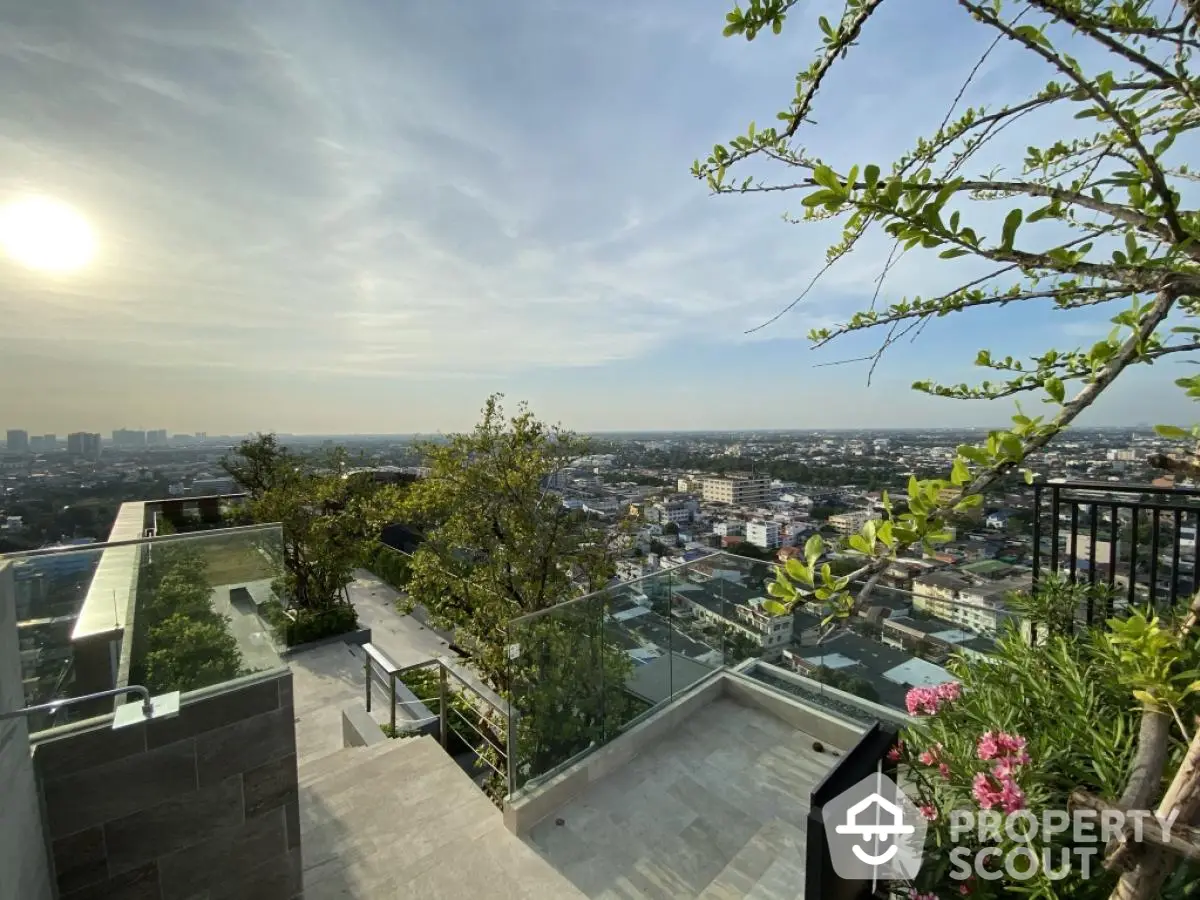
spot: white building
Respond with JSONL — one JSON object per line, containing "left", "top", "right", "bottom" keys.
{"left": 701, "top": 475, "right": 771, "bottom": 505}
{"left": 646, "top": 499, "right": 696, "bottom": 526}
{"left": 713, "top": 521, "right": 745, "bottom": 538}
{"left": 827, "top": 510, "right": 882, "bottom": 535}
{"left": 745, "top": 520, "right": 782, "bottom": 550}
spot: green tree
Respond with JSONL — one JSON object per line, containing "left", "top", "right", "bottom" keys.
{"left": 663, "top": 521, "right": 680, "bottom": 536}
{"left": 401, "top": 396, "right": 618, "bottom": 688}
{"left": 699, "top": 3, "right": 1200, "bottom": 895}
{"left": 223, "top": 435, "right": 404, "bottom": 619}
{"left": 401, "top": 397, "right": 636, "bottom": 788}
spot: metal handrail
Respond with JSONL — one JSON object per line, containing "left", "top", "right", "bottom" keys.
{"left": 0, "top": 686, "right": 153, "bottom": 723}
{"left": 359, "top": 642, "right": 511, "bottom": 796}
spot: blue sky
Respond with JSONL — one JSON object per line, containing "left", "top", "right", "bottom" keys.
{"left": 0, "top": 0, "right": 1192, "bottom": 433}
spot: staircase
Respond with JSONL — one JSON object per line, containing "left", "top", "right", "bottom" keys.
{"left": 299, "top": 735, "right": 586, "bottom": 899}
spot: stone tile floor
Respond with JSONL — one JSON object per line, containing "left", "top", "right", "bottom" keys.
{"left": 525, "top": 697, "right": 835, "bottom": 900}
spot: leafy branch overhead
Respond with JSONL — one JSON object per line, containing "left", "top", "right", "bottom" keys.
{"left": 695, "top": 4, "right": 1200, "bottom": 897}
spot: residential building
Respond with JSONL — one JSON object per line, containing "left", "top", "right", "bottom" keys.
{"left": 29, "top": 434, "right": 57, "bottom": 452}
{"left": 147, "top": 428, "right": 169, "bottom": 446}
{"left": 745, "top": 520, "right": 781, "bottom": 550}
{"left": 669, "top": 572, "right": 794, "bottom": 658}
{"left": 912, "top": 563, "right": 1032, "bottom": 635}
{"left": 5, "top": 429, "right": 29, "bottom": 453}
{"left": 827, "top": 509, "right": 882, "bottom": 535}
{"left": 713, "top": 521, "right": 745, "bottom": 538}
{"left": 66, "top": 432, "right": 102, "bottom": 459}
{"left": 112, "top": 428, "right": 147, "bottom": 448}
{"left": 645, "top": 499, "right": 696, "bottom": 526}
{"left": 700, "top": 474, "right": 771, "bottom": 505}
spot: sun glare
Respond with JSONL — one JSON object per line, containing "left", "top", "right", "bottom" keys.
{"left": 0, "top": 196, "right": 97, "bottom": 273}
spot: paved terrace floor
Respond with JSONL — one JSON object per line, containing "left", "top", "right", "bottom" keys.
{"left": 525, "top": 697, "right": 835, "bottom": 900}
{"left": 289, "top": 569, "right": 459, "bottom": 763}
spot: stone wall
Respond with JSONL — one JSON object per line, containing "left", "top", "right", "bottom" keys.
{"left": 0, "top": 561, "right": 54, "bottom": 900}
{"left": 33, "top": 671, "right": 301, "bottom": 900}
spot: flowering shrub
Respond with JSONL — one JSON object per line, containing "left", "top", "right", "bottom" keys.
{"left": 890, "top": 621, "right": 1200, "bottom": 900}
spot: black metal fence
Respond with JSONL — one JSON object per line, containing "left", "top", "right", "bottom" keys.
{"left": 1031, "top": 479, "right": 1200, "bottom": 621}
{"left": 804, "top": 722, "right": 900, "bottom": 900}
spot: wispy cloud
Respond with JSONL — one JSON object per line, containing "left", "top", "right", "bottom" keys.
{"left": 1, "top": 0, "right": 1190, "bottom": 431}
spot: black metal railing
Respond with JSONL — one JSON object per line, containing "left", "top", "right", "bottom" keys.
{"left": 1031, "top": 479, "right": 1200, "bottom": 621}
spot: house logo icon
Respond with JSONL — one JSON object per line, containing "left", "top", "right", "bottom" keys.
{"left": 822, "top": 771, "right": 926, "bottom": 882}
{"left": 835, "top": 792, "right": 915, "bottom": 865}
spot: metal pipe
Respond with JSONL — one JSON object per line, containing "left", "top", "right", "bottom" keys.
{"left": 438, "top": 665, "right": 448, "bottom": 750}
{"left": 0, "top": 685, "right": 153, "bottom": 722}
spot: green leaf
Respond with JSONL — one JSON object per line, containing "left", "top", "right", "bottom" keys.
{"left": 1045, "top": 377, "right": 1066, "bottom": 404}
{"left": 939, "top": 247, "right": 970, "bottom": 259}
{"left": 864, "top": 164, "right": 880, "bottom": 190}
{"left": 1154, "top": 424, "right": 1191, "bottom": 439}
{"left": 813, "top": 165, "right": 840, "bottom": 191}
{"left": 1024, "top": 469, "right": 1035, "bottom": 485}
{"left": 951, "top": 458, "right": 971, "bottom": 486}
{"left": 1001, "top": 208, "right": 1023, "bottom": 251}
{"left": 805, "top": 533, "right": 824, "bottom": 566}
{"left": 784, "top": 558, "right": 810, "bottom": 582}
{"left": 763, "top": 599, "right": 791, "bottom": 616}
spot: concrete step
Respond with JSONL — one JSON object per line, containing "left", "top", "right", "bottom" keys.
{"left": 299, "top": 734, "right": 585, "bottom": 899}
{"left": 297, "top": 738, "right": 418, "bottom": 789}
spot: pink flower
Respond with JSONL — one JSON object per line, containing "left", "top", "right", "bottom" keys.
{"left": 887, "top": 740, "right": 904, "bottom": 762}
{"left": 938, "top": 763, "right": 951, "bottom": 779}
{"left": 972, "top": 770, "right": 1026, "bottom": 813}
{"left": 999, "top": 778, "right": 1026, "bottom": 813}
{"left": 977, "top": 730, "right": 1031, "bottom": 765}
{"left": 920, "top": 804, "right": 939, "bottom": 821}
{"left": 905, "top": 682, "right": 961, "bottom": 716}
{"left": 976, "top": 731, "right": 1000, "bottom": 761}
{"left": 972, "top": 772, "right": 1002, "bottom": 809}
{"left": 991, "top": 759, "right": 1014, "bottom": 780}
{"left": 908, "top": 891, "right": 939, "bottom": 900}
{"left": 917, "top": 743, "right": 943, "bottom": 766}
{"left": 958, "top": 882, "right": 974, "bottom": 895}
{"left": 935, "top": 681, "right": 962, "bottom": 702}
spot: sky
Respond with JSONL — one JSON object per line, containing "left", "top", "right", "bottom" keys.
{"left": 0, "top": 0, "right": 1194, "bottom": 435}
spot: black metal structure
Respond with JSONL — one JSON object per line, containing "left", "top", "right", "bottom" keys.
{"left": 804, "top": 721, "right": 900, "bottom": 900}
{"left": 1030, "top": 479, "right": 1200, "bottom": 620}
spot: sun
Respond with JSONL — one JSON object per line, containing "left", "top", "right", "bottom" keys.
{"left": 0, "top": 196, "right": 97, "bottom": 273}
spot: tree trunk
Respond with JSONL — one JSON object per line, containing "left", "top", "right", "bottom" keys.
{"left": 1110, "top": 723, "right": 1200, "bottom": 899}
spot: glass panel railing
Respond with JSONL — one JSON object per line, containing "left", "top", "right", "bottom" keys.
{"left": 127, "top": 526, "right": 286, "bottom": 696}
{"left": 504, "top": 548, "right": 1034, "bottom": 788}
{"left": 507, "top": 551, "right": 792, "bottom": 790}
{"left": 6, "top": 543, "right": 107, "bottom": 730}
{"left": 1, "top": 524, "right": 286, "bottom": 733}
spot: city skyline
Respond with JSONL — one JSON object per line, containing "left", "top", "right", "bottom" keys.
{"left": 2, "top": 1, "right": 1196, "bottom": 433}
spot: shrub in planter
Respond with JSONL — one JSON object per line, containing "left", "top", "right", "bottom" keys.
{"left": 261, "top": 599, "right": 359, "bottom": 647}
{"left": 893, "top": 606, "right": 1200, "bottom": 899}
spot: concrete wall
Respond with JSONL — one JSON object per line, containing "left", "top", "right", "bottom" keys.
{"left": 32, "top": 671, "right": 300, "bottom": 900}
{"left": 0, "top": 561, "right": 54, "bottom": 900}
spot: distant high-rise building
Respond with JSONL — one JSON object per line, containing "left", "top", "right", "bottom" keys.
{"left": 67, "top": 432, "right": 102, "bottom": 459}
{"left": 195, "top": 432, "right": 207, "bottom": 441}
{"left": 6, "top": 429, "right": 29, "bottom": 453}
{"left": 112, "top": 428, "right": 147, "bottom": 448}
{"left": 147, "top": 429, "right": 168, "bottom": 447}
{"left": 29, "top": 434, "right": 57, "bottom": 452}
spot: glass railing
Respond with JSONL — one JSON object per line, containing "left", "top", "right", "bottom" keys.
{"left": 1, "top": 524, "right": 287, "bottom": 732}
{"left": 506, "top": 552, "right": 793, "bottom": 789}
{"left": 505, "top": 550, "right": 1034, "bottom": 789}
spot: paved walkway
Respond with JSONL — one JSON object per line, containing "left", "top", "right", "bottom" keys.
{"left": 289, "top": 569, "right": 488, "bottom": 763}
